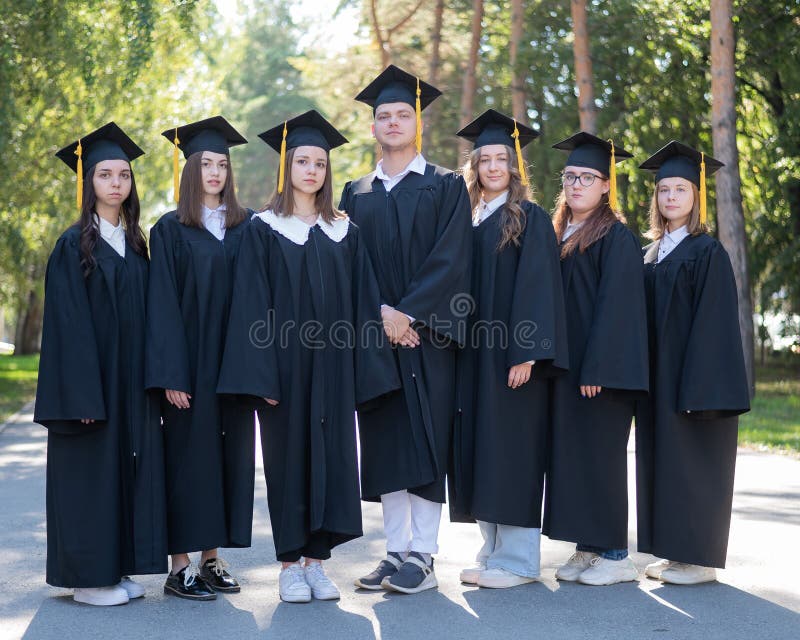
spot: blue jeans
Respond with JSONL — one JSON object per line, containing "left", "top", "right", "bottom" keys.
{"left": 576, "top": 544, "right": 628, "bottom": 560}
{"left": 476, "top": 521, "right": 541, "bottom": 578}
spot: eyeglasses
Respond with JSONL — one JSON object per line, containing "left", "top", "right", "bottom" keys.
{"left": 562, "top": 172, "right": 601, "bottom": 187}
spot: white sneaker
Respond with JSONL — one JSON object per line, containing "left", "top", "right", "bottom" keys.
{"left": 645, "top": 558, "right": 674, "bottom": 580}
{"left": 477, "top": 568, "right": 537, "bottom": 589}
{"left": 459, "top": 562, "right": 486, "bottom": 584}
{"left": 279, "top": 564, "right": 311, "bottom": 603}
{"left": 304, "top": 562, "right": 340, "bottom": 600}
{"left": 578, "top": 556, "right": 638, "bottom": 586}
{"left": 555, "top": 551, "right": 598, "bottom": 581}
{"left": 74, "top": 585, "right": 130, "bottom": 606}
{"left": 118, "top": 576, "right": 145, "bottom": 599}
{"left": 660, "top": 563, "right": 717, "bottom": 585}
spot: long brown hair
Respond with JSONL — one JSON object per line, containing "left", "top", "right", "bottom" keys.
{"left": 462, "top": 144, "right": 532, "bottom": 250}
{"left": 176, "top": 151, "right": 247, "bottom": 228}
{"left": 264, "top": 147, "right": 343, "bottom": 223}
{"left": 78, "top": 164, "right": 147, "bottom": 276}
{"left": 552, "top": 181, "right": 625, "bottom": 258}
{"left": 644, "top": 181, "right": 705, "bottom": 241}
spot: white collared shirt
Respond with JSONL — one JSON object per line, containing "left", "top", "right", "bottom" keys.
{"left": 657, "top": 224, "right": 689, "bottom": 263}
{"left": 94, "top": 214, "right": 125, "bottom": 258}
{"left": 202, "top": 204, "right": 227, "bottom": 241}
{"left": 562, "top": 219, "right": 584, "bottom": 241}
{"left": 475, "top": 191, "right": 509, "bottom": 226}
{"left": 375, "top": 153, "right": 427, "bottom": 192}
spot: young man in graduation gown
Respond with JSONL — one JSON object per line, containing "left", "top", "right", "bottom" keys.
{"left": 36, "top": 123, "right": 167, "bottom": 606}
{"left": 339, "top": 65, "right": 473, "bottom": 594}
{"left": 543, "top": 133, "right": 649, "bottom": 586}
{"left": 635, "top": 141, "right": 750, "bottom": 584}
{"left": 146, "top": 117, "right": 254, "bottom": 599}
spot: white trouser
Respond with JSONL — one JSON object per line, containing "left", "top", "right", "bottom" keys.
{"left": 381, "top": 490, "right": 442, "bottom": 555}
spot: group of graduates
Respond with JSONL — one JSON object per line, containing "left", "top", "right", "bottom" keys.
{"left": 34, "top": 64, "right": 751, "bottom": 607}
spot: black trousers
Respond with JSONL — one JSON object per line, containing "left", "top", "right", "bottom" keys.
{"left": 277, "top": 531, "right": 334, "bottom": 562}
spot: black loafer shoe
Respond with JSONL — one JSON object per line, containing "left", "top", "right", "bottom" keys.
{"left": 200, "top": 557, "right": 241, "bottom": 593}
{"left": 164, "top": 565, "right": 217, "bottom": 600}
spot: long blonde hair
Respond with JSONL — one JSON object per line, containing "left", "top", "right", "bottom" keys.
{"left": 644, "top": 180, "right": 705, "bottom": 240}
{"left": 462, "top": 144, "right": 532, "bottom": 250}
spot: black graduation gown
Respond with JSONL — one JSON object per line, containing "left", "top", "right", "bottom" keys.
{"left": 542, "top": 221, "right": 649, "bottom": 550}
{"left": 217, "top": 214, "right": 399, "bottom": 558}
{"left": 146, "top": 212, "right": 255, "bottom": 554}
{"left": 635, "top": 233, "right": 749, "bottom": 568}
{"left": 450, "top": 202, "right": 569, "bottom": 527}
{"left": 35, "top": 226, "right": 167, "bottom": 587}
{"left": 339, "top": 164, "right": 473, "bottom": 502}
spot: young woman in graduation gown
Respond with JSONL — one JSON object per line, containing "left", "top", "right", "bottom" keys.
{"left": 542, "top": 132, "right": 649, "bottom": 586}
{"left": 35, "top": 122, "right": 167, "bottom": 606}
{"left": 146, "top": 116, "right": 254, "bottom": 600}
{"left": 449, "top": 110, "right": 568, "bottom": 589}
{"left": 635, "top": 141, "right": 750, "bottom": 585}
{"left": 217, "top": 110, "right": 399, "bottom": 604}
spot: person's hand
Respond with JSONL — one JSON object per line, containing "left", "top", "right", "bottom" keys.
{"left": 264, "top": 398, "right": 279, "bottom": 406}
{"left": 508, "top": 363, "right": 533, "bottom": 389}
{"left": 80, "top": 418, "right": 95, "bottom": 424}
{"left": 580, "top": 385, "right": 602, "bottom": 398}
{"left": 165, "top": 389, "right": 192, "bottom": 409}
{"left": 397, "top": 326, "right": 421, "bottom": 348}
{"left": 381, "top": 306, "right": 411, "bottom": 344}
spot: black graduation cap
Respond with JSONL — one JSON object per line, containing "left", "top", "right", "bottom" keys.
{"left": 355, "top": 64, "right": 441, "bottom": 112}
{"left": 640, "top": 140, "right": 724, "bottom": 225}
{"left": 258, "top": 110, "right": 348, "bottom": 194}
{"left": 55, "top": 121, "right": 144, "bottom": 209}
{"left": 161, "top": 115, "right": 247, "bottom": 160}
{"left": 639, "top": 140, "right": 723, "bottom": 186}
{"left": 456, "top": 109, "right": 539, "bottom": 186}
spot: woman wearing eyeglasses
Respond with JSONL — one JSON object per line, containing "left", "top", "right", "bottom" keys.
{"left": 542, "top": 133, "right": 649, "bottom": 586}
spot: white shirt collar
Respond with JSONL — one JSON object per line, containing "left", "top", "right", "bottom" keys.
{"left": 252, "top": 209, "right": 350, "bottom": 245}
{"left": 93, "top": 213, "right": 125, "bottom": 257}
{"left": 562, "top": 219, "right": 584, "bottom": 241}
{"left": 202, "top": 204, "right": 227, "bottom": 240}
{"left": 475, "top": 191, "right": 509, "bottom": 225}
{"left": 375, "top": 154, "right": 426, "bottom": 191}
{"left": 657, "top": 224, "right": 689, "bottom": 262}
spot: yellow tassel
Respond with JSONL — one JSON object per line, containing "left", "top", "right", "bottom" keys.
{"left": 277, "top": 121, "right": 288, "bottom": 194}
{"left": 173, "top": 128, "right": 180, "bottom": 204}
{"left": 608, "top": 139, "right": 619, "bottom": 211}
{"left": 699, "top": 152, "right": 707, "bottom": 225}
{"left": 512, "top": 120, "right": 528, "bottom": 186}
{"left": 75, "top": 139, "right": 83, "bottom": 209}
{"left": 415, "top": 77, "right": 422, "bottom": 154}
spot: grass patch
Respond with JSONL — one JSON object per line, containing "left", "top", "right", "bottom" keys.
{"left": 0, "top": 354, "right": 39, "bottom": 425}
{"left": 739, "top": 362, "right": 800, "bottom": 455}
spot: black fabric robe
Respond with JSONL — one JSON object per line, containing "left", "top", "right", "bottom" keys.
{"left": 339, "top": 164, "right": 473, "bottom": 502}
{"left": 635, "top": 233, "right": 749, "bottom": 568}
{"left": 543, "top": 221, "right": 649, "bottom": 549}
{"left": 216, "top": 214, "right": 399, "bottom": 558}
{"left": 449, "top": 202, "right": 569, "bottom": 527}
{"left": 35, "top": 226, "right": 167, "bottom": 587}
{"left": 146, "top": 212, "right": 255, "bottom": 554}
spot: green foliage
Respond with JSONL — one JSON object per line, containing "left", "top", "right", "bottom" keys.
{"left": 0, "top": 354, "right": 39, "bottom": 424}
{"left": 739, "top": 362, "right": 800, "bottom": 453}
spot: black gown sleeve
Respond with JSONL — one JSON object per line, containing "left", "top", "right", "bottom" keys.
{"left": 350, "top": 225, "right": 401, "bottom": 407}
{"left": 34, "top": 233, "right": 107, "bottom": 432}
{"left": 217, "top": 220, "right": 281, "bottom": 403}
{"left": 506, "top": 203, "right": 569, "bottom": 375}
{"left": 145, "top": 219, "right": 192, "bottom": 393}
{"left": 580, "top": 224, "right": 649, "bottom": 391}
{"left": 678, "top": 241, "right": 750, "bottom": 417}
{"left": 395, "top": 173, "right": 473, "bottom": 345}
{"left": 338, "top": 181, "right": 352, "bottom": 212}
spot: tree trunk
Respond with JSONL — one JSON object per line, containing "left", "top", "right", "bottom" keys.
{"left": 458, "top": 0, "right": 484, "bottom": 159}
{"left": 13, "top": 289, "right": 43, "bottom": 355}
{"left": 710, "top": 0, "right": 755, "bottom": 396}
{"left": 510, "top": 0, "right": 527, "bottom": 124}
{"left": 426, "top": 0, "right": 445, "bottom": 151}
{"left": 571, "top": 0, "right": 596, "bottom": 133}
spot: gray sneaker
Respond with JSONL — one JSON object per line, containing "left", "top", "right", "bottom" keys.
{"left": 354, "top": 552, "right": 403, "bottom": 590}
{"left": 383, "top": 552, "right": 438, "bottom": 594}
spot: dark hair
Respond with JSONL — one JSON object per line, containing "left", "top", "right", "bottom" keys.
{"left": 552, "top": 181, "right": 625, "bottom": 258}
{"left": 78, "top": 164, "right": 148, "bottom": 276}
{"left": 263, "top": 147, "right": 343, "bottom": 223}
{"left": 176, "top": 151, "right": 247, "bottom": 228}
{"left": 461, "top": 144, "right": 532, "bottom": 250}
